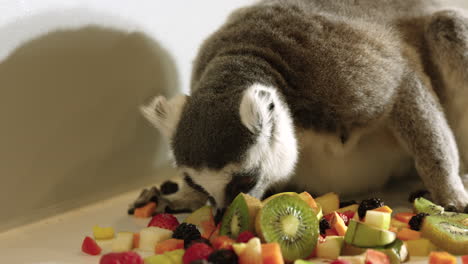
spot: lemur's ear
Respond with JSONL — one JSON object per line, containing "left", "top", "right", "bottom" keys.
{"left": 140, "top": 94, "right": 187, "bottom": 138}
{"left": 239, "top": 84, "right": 276, "bottom": 137}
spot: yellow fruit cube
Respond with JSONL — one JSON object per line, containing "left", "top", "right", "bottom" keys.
{"left": 93, "top": 225, "right": 115, "bottom": 240}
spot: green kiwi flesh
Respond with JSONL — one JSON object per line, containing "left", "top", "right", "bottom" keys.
{"left": 257, "top": 194, "right": 319, "bottom": 261}
{"left": 414, "top": 197, "right": 468, "bottom": 222}
{"left": 219, "top": 193, "right": 261, "bottom": 238}
{"left": 420, "top": 215, "right": 468, "bottom": 255}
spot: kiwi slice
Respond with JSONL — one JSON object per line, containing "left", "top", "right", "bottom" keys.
{"left": 414, "top": 197, "right": 468, "bottom": 222}
{"left": 220, "top": 193, "right": 262, "bottom": 238}
{"left": 421, "top": 215, "right": 468, "bottom": 255}
{"left": 256, "top": 194, "right": 319, "bottom": 262}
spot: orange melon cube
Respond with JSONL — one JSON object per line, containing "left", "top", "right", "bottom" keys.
{"left": 429, "top": 251, "right": 457, "bottom": 264}
{"left": 262, "top": 243, "right": 284, "bottom": 264}
{"left": 397, "top": 228, "right": 421, "bottom": 241}
{"left": 154, "top": 238, "right": 184, "bottom": 254}
{"left": 134, "top": 202, "right": 157, "bottom": 218}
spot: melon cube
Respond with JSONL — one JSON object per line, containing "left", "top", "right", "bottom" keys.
{"left": 139, "top": 227, "right": 173, "bottom": 252}
{"left": 316, "top": 235, "right": 344, "bottom": 259}
{"left": 364, "top": 211, "right": 391, "bottom": 230}
{"left": 111, "top": 232, "right": 134, "bottom": 252}
{"left": 315, "top": 192, "right": 340, "bottom": 215}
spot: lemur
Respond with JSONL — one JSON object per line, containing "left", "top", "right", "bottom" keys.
{"left": 138, "top": 0, "right": 468, "bottom": 213}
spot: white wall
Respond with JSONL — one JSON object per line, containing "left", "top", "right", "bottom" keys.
{"left": 0, "top": 0, "right": 254, "bottom": 232}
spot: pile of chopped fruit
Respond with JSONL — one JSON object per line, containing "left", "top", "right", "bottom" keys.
{"left": 81, "top": 191, "right": 468, "bottom": 264}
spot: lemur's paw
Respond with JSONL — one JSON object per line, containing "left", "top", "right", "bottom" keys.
{"left": 432, "top": 191, "right": 468, "bottom": 213}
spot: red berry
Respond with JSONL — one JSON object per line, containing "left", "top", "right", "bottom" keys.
{"left": 99, "top": 252, "right": 143, "bottom": 264}
{"left": 147, "top": 213, "right": 180, "bottom": 230}
{"left": 183, "top": 243, "right": 214, "bottom": 264}
{"left": 236, "top": 231, "right": 255, "bottom": 243}
{"left": 81, "top": 236, "right": 101, "bottom": 256}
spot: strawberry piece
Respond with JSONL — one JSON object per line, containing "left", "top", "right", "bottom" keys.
{"left": 81, "top": 236, "right": 102, "bottom": 256}
{"left": 212, "top": 235, "right": 235, "bottom": 250}
{"left": 330, "top": 260, "right": 352, "bottom": 264}
{"left": 99, "top": 252, "right": 143, "bottom": 264}
{"left": 341, "top": 211, "right": 355, "bottom": 224}
{"left": 183, "top": 243, "right": 214, "bottom": 264}
{"left": 324, "top": 212, "right": 349, "bottom": 225}
{"left": 236, "top": 231, "right": 256, "bottom": 243}
{"left": 147, "top": 213, "right": 180, "bottom": 230}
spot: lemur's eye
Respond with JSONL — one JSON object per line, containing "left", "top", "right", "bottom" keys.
{"left": 224, "top": 169, "right": 259, "bottom": 205}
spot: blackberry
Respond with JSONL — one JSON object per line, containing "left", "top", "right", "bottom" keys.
{"left": 339, "top": 200, "right": 357, "bottom": 208}
{"left": 358, "top": 198, "right": 384, "bottom": 219}
{"left": 184, "top": 237, "right": 212, "bottom": 249}
{"left": 409, "top": 213, "right": 429, "bottom": 231}
{"left": 319, "top": 217, "right": 331, "bottom": 235}
{"left": 189, "top": 260, "right": 210, "bottom": 264}
{"left": 208, "top": 249, "right": 238, "bottom": 264}
{"left": 172, "top": 223, "right": 201, "bottom": 241}
{"left": 408, "top": 189, "right": 430, "bottom": 203}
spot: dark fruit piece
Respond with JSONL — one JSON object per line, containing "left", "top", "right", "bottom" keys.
{"left": 340, "top": 200, "right": 358, "bottom": 208}
{"left": 207, "top": 249, "right": 238, "bottom": 264}
{"left": 173, "top": 223, "right": 201, "bottom": 241}
{"left": 319, "top": 217, "right": 331, "bottom": 235}
{"left": 236, "top": 230, "right": 255, "bottom": 243}
{"left": 184, "top": 237, "right": 212, "bottom": 249}
{"left": 358, "top": 198, "right": 384, "bottom": 219}
{"left": 256, "top": 194, "right": 319, "bottom": 261}
{"left": 408, "top": 189, "right": 430, "bottom": 203}
{"left": 409, "top": 213, "right": 429, "bottom": 231}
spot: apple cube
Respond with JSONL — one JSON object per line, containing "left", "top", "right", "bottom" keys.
{"left": 93, "top": 225, "right": 115, "bottom": 240}
{"left": 364, "top": 211, "right": 391, "bottom": 230}
{"left": 315, "top": 192, "right": 340, "bottom": 215}
{"left": 139, "top": 227, "right": 173, "bottom": 252}
{"left": 404, "top": 238, "right": 437, "bottom": 256}
{"left": 111, "top": 232, "right": 134, "bottom": 252}
{"left": 316, "top": 236, "right": 344, "bottom": 259}
{"left": 339, "top": 254, "right": 366, "bottom": 264}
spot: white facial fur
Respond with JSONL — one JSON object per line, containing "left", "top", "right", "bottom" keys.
{"left": 240, "top": 83, "right": 298, "bottom": 188}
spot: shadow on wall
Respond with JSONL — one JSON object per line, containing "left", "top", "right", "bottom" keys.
{"left": 0, "top": 10, "right": 178, "bottom": 231}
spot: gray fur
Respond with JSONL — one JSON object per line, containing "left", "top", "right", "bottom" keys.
{"left": 140, "top": 0, "right": 468, "bottom": 211}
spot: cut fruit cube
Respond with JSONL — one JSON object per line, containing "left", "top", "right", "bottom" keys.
{"left": 139, "top": 227, "right": 173, "bottom": 252}
{"left": 394, "top": 212, "right": 415, "bottom": 224}
{"left": 234, "top": 237, "right": 263, "bottom": 264}
{"left": 133, "top": 233, "right": 139, "bottom": 249}
{"left": 364, "top": 211, "right": 391, "bottom": 230}
{"left": 134, "top": 202, "right": 157, "bottom": 218}
{"left": 82, "top": 236, "right": 102, "bottom": 256}
{"left": 429, "top": 251, "right": 457, "bottom": 264}
{"left": 212, "top": 235, "right": 235, "bottom": 250}
{"left": 336, "top": 204, "right": 359, "bottom": 214}
{"left": 344, "top": 220, "right": 396, "bottom": 247}
{"left": 315, "top": 192, "right": 340, "bottom": 215}
{"left": 298, "top": 192, "right": 318, "bottom": 209}
{"left": 100, "top": 252, "right": 143, "bottom": 264}
{"left": 93, "top": 225, "right": 115, "bottom": 240}
{"left": 338, "top": 254, "right": 366, "bottom": 264}
{"left": 461, "top": 255, "right": 468, "bottom": 264}
{"left": 366, "top": 249, "right": 390, "bottom": 264}
{"left": 111, "top": 232, "right": 134, "bottom": 252}
{"left": 293, "top": 260, "right": 316, "bottom": 264}
{"left": 372, "top": 206, "right": 393, "bottom": 214}
{"left": 330, "top": 212, "right": 348, "bottom": 236}
{"left": 184, "top": 206, "right": 216, "bottom": 238}
{"left": 155, "top": 238, "right": 184, "bottom": 254}
{"left": 261, "top": 242, "right": 284, "bottom": 264}
{"left": 396, "top": 228, "right": 421, "bottom": 241}
{"left": 390, "top": 218, "right": 409, "bottom": 230}
{"left": 405, "top": 238, "right": 437, "bottom": 256}
{"left": 166, "top": 249, "right": 185, "bottom": 264}
{"left": 316, "top": 235, "right": 344, "bottom": 259}
{"left": 144, "top": 254, "right": 172, "bottom": 264}
{"left": 375, "top": 239, "right": 408, "bottom": 264}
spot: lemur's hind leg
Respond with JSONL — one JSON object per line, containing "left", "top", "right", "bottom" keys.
{"left": 425, "top": 9, "right": 468, "bottom": 185}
